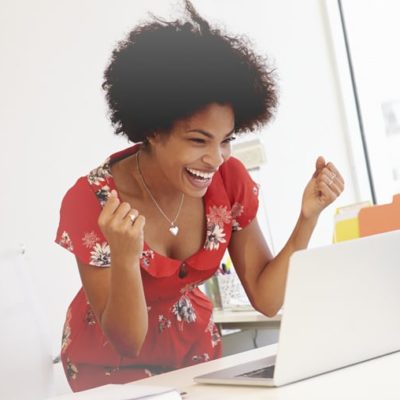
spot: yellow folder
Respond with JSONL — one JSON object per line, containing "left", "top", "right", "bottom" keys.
{"left": 333, "top": 201, "right": 371, "bottom": 243}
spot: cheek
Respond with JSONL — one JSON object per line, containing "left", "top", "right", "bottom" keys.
{"left": 222, "top": 146, "right": 232, "bottom": 160}
{"left": 180, "top": 148, "right": 204, "bottom": 164}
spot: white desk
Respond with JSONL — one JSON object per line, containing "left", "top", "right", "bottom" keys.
{"left": 213, "top": 309, "right": 281, "bottom": 355}
{"left": 213, "top": 309, "right": 281, "bottom": 331}
{"left": 135, "top": 344, "right": 400, "bottom": 399}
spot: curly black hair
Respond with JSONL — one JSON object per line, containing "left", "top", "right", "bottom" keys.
{"left": 102, "top": 0, "right": 278, "bottom": 143}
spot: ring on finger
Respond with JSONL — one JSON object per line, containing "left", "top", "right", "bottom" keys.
{"left": 129, "top": 213, "right": 137, "bottom": 223}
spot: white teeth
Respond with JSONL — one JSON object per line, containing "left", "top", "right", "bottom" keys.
{"left": 186, "top": 168, "right": 214, "bottom": 180}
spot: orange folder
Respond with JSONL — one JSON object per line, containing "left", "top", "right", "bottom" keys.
{"left": 358, "top": 194, "right": 400, "bottom": 237}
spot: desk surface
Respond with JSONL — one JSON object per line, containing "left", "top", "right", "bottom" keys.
{"left": 135, "top": 344, "right": 400, "bottom": 399}
{"left": 212, "top": 309, "right": 281, "bottom": 324}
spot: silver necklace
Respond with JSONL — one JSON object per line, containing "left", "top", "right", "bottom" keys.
{"left": 136, "top": 151, "right": 184, "bottom": 236}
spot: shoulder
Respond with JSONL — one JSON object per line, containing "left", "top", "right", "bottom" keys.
{"left": 60, "top": 155, "right": 114, "bottom": 221}
{"left": 58, "top": 176, "right": 102, "bottom": 238}
{"left": 62, "top": 171, "right": 104, "bottom": 211}
{"left": 219, "top": 156, "right": 248, "bottom": 178}
{"left": 63, "top": 176, "right": 95, "bottom": 203}
{"left": 218, "top": 156, "right": 259, "bottom": 198}
{"left": 214, "top": 156, "right": 259, "bottom": 230}
{"left": 56, "top": 169, "right": 110, "bottom": 266}
{"left": 62, "top": 143, "right": 136, "bottom": 209}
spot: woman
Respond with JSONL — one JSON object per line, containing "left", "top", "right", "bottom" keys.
{"left": 55, "top": 0, "right": 344, "bottom": 392}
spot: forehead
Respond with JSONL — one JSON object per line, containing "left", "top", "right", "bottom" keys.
{"left": 178, "top": 103, "right": 235, "bottom": 133}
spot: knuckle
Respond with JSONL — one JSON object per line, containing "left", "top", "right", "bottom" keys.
{"left": 127, "top": 229, "right": 137, "bottom": 239}
{"left": 129, "top": 210, "right": 138, "bottom": 219}
{"left": 108, "top": 219, "right": 119, "bottom": 232}
{"left": 121, "top": 202, "right": 131, "bottom": 211}
{"left": 98, "top": 215, "right": 107, "bottom": 229}
{"left": 106, "top": 196, "right": 117, "bottom": 207}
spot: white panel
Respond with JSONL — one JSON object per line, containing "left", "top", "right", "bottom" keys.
{"left": 338, "top": 0, "right": 400, "bottom": 203}
{"left": 0, "top": 249, "right": 54, "bottom": 399}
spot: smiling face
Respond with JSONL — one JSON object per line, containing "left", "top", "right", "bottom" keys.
{"left": 146, "top": 103, "right": 235, "bottom": 198}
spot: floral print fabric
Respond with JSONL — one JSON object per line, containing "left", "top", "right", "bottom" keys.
{"left": 55, "top": 145, "right": 259, "bottom": 392}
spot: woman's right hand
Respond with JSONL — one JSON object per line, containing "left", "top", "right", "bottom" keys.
{"left": 98, "top": 189, "right": 145, "bottom": 264}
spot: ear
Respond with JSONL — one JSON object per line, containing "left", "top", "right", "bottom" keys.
{"left": 148, "top": 131, "right": 170, "bottom": 147}
{"left": 147, "top": 132, "right": 160, "bottom": 146}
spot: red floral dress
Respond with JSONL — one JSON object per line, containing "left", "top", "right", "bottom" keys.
{"left": 55, "top": 145, "right": 259, "bottom": 392}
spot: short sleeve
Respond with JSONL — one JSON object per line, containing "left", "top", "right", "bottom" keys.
{"left": 219, "top": 157, "right": 259, "bottom": 231}
{"left": 55, "top": 177, "right": 111, "bottom": 267}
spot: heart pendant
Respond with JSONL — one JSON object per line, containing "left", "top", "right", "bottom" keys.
{"left": 169, "top": 225, "right": 179, "bottom": 236}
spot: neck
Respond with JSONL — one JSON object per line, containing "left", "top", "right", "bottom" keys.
{"left": 135, "top": 149, "right": 183, "bottom": 204}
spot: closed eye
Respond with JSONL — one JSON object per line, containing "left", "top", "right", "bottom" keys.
{"left": 188, "top": 134, "right": 236, "bottom": 145}
{"left": 222, "top": 135, "right": 236, "bottom": 144}
{"left": 189, "top": 138, "right": 206, "bottom": 144}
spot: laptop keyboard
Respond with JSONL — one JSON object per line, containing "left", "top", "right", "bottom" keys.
{"left": 237, "top": 365, "right": 275, "bottom": 379}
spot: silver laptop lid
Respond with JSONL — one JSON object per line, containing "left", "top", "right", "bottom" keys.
{"left": 274, "top": 230, "right": 400, "bottom": 386}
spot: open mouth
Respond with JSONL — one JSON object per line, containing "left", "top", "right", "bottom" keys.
{"left": 185, "top": 167, "right": 215, "bottom": 181}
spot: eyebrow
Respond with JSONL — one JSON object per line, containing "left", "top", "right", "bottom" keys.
{"left": 186, "top": 127, "right": 235, "bottom": 138}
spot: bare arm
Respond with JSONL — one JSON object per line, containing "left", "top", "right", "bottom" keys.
{"left": 229, "top": 214, "right": 318, "bottom": 316}
{"left": 78, "top": 190, "right": 148, "bottom": 358}
{"left": 229, "top": 157, "right": 344, "bottom": 317}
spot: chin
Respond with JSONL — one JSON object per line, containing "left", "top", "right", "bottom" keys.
{"left": 185, "top": 186, "right": 209, "bottom": 198}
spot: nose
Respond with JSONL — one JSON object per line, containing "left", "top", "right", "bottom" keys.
{"left": 202, "top": 145, "right": 229, "bottom": 169}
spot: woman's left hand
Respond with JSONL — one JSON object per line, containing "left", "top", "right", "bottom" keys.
{"left": 301, "top": 156, "right": 345, "bottom": 219}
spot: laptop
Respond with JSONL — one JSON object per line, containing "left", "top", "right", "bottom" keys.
{"left": 195, "top": 229, "right": 400, "bottom": 387}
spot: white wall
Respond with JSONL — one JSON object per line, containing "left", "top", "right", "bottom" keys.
{"left": 340, "top": 0, "right": 400, "bottom": 203}
{"left": 0, "top": 0, "right": 366, "bottom": 359}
